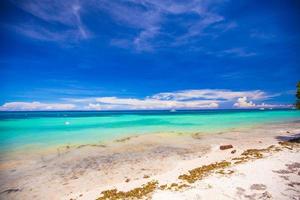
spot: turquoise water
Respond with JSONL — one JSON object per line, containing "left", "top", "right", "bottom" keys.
{"left": 0, "top": 110, "right": 299, "bottom": 152}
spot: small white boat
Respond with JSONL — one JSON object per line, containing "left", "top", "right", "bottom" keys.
{"left": 64, "top": 121, "right": 70, "bottom": 125}
{"left": 170, "top": 109, "right": 177, "bottom": 112}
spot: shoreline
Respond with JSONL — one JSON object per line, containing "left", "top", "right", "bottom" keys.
{"left": 0, "top": 120, "right": 299, "bottom": 199}
{"left": 1, "top": 110, "right": 299, "bottom": 155}
{"left": 1, "top": 118, "right": 298, "bottom": 157}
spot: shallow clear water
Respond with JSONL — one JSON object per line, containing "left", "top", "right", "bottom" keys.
{"left": 0, "top": 110, "right": 299, "bottom": 152}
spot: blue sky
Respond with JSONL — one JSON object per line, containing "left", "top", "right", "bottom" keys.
{"left": 0, "top": 0, "right": 299, "bottom": 110}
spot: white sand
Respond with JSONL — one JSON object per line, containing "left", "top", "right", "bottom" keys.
{"left": 152, "top": 150, "right": 300, "bottom": 200}
{"left": 0, "top": 121, "right": 299, "bottom": 200}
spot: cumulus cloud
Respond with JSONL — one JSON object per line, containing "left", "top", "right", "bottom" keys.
{"left": 233, "top": 97, "right": 292, "bottom": 109}
{"left": 233, "top": 97, "right": 256, "bottom": 108}
{"left": 85, "top": 103, "right": 116, "bottom": 110}
{"left": 152, "top": 89, "right": 276, "bottom": 101}
{"left": 0, "top": 101, "right": 76, "bottom": 111}
{"left": 0, "top": 89, "right": 286, "bottom": 111}
{"left": 255, "top": 103, "right": 293, "bottom": 109}
{"left": 69, "top": 89, "right": 278, "bottom": 110}
{"left": 85, "top": 103, "right": 102, "bottom": 110}
{"left": 91, "top": 96, "right": 219, "bottom": 110}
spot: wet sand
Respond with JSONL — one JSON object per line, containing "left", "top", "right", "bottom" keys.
{"left": 0, "top": 121, "right": 299, "bottom": 200}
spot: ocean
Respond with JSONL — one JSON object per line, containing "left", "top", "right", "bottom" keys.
{"left": 0, "top": 109, "right": 299, "bottom": 152}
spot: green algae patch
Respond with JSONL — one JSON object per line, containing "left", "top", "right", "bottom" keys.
{"left": 178, "top": 161, "right": 231, "bottom": 183}
{"left": 97, "top": 180, "right": 158, "bottom": 200}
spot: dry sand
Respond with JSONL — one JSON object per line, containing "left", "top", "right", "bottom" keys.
{"left": 0, "top": 121, "right": 299, "bottom": 200}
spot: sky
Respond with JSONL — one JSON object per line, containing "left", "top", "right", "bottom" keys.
{"left": 0, "top": 0, "right": 299, "bottom": 110}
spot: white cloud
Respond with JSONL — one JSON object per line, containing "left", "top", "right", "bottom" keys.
{"left": 103, "top": 0, "right": 228, "bottom": 50}
{"left": 152, "top": 89, "right": 276, "bottom": 101}
{"left": 233, "top": 97, "right": 256, "bottom": 108}
{"left": 0, "top": 101, "right": 76, "bottom": 111}
{"left": 233, "top": 97, "right": 292, "bottom": 109}
{"left": 72, "top": 89, "right": 277, "bottom": 110}
{"left": 85, "top": 103, "right": 102, "bottom": 110}
{"left": 13, "top": 0, "right": 89, "bottom": 42}
{"left": 12, "top": 0, "right": 233, "bottom": 50}
{"left": 250, "top": 30, "right": 275, "bottom": 40}
{"left": 255, "top": 103, "right": 293, "bottom": 109}
{"left": 89, "top": 97, "right": 219, "bottom": 110}
{"left": 15, "top": 24, "right": 84, "bottom": 42}
{"left": 219, "top": 48, "right": 257, "bottom": 57}
{"left": 1, "top": 89, "right": 285, "bottom": 111}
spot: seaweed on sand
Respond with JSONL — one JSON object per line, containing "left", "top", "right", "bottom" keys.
{"left": 216, "top": 169, "right": 234, "bottom": 175}
{"left": 96, "top": 140, "right": 300, "bottom": 199}
{"left": 97, "top": 180, "right": 158, "bottom": 200}
{"left": 232, "top": 145, "right": 282, "bottom": 164}
{"left": 115, "top": 136, "right": 138, "bottom": 143}
{"left": 178, "top": 161, "right": 231, "bottom": 183}
{"left": 279, "top": 138, "right": 300, "bottom": 149}
{"left": 159, "top": 183, "right": 189, "bottom": 191}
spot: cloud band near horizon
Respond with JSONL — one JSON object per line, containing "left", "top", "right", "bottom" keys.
{"left": 0, "top": 89, "right": 293, "bottom": 111}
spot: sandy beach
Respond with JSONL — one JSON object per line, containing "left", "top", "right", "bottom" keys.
{"left": 0, "top": 120, "right": 299, "bottom": 200}
{"left": 2, "top": 0, "right": 300, "bottom": 199}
